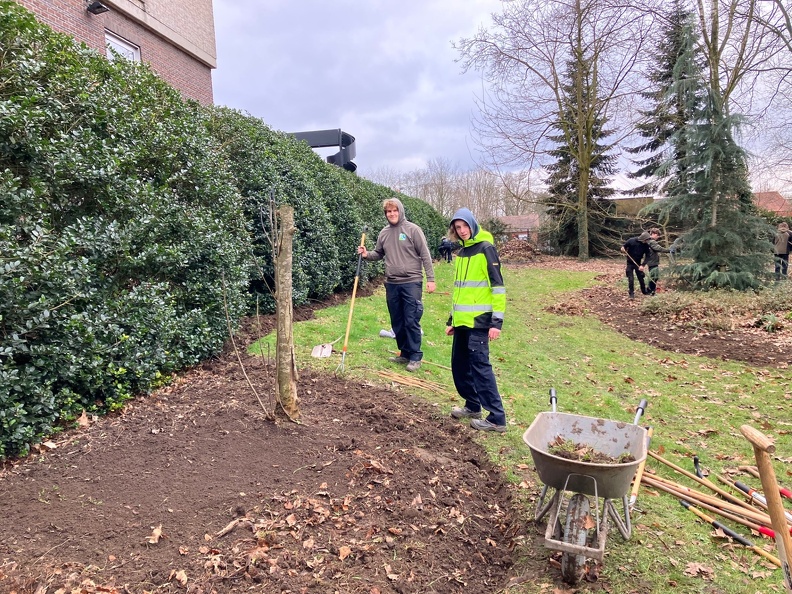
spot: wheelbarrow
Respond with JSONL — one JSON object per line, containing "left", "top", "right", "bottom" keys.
{"left": 523, "top": 389, "right": 648, "bottom": 584}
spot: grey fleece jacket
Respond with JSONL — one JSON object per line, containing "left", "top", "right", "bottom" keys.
{"left": 364, "top": 198, "right": 435, "bottom": 284}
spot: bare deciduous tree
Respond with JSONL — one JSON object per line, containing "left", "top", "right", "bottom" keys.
{"left": 455, "top": 0, "right": 657, "bottom": 257}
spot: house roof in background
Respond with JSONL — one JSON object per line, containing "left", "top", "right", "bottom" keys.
{"left": 498, "top": 214, "right": 541, "bottom": 230}
{"left": 754, "top": 191, "right": 792, "bottom": 216}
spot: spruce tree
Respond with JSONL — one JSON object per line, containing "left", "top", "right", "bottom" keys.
{"left": 656, "top": 17, "right": 772, "bottom": 290}
{"left": 627, "top": 0, "right": 695, "bottom": 197}
{"left": 543, "top": 53, "right": 621, "bottom": 257}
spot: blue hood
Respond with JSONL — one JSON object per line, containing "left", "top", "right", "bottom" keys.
{"left": 450, "top": 208, "right": 480, "bottom": 240}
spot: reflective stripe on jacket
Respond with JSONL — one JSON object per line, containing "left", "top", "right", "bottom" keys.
{"left": 449, "top": 230, "right": 505, "bottom": 330}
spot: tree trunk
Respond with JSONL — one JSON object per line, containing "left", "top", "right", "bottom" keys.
{"left": 274, "top": 205, "right": 300, "bottom": 420}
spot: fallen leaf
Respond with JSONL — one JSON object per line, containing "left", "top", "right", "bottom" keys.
{"left": 148, "top": 525, "right": 163, "bottom": 544}
{"left": 339, "top": 545, "right": 352, "bottom": 560}
{"left": 77, "top": 410, "right": 90, "bottom": 428}
{"left": 171, "top": 569, "right": 187, "bottom": 585}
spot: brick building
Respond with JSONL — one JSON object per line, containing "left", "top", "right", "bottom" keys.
{"left": 13, "top": 0, "right": 216, "bottom": 105}
{"left": 754, "top": 191, "right": 792, "bottom": 218}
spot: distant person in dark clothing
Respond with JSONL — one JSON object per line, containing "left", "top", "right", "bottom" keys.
{"left": 620, "top": 231, "right": 651, "bottom": 299}
{"left": 774, "top": 222, "right": 791, "bottom": 280}
{"left": 645, "top": 228, "right": 672, "bottom": 296}
{"left": 438, "top": 236, "right": 453, "bottom": 263}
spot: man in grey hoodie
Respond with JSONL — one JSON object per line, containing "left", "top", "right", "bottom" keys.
{"left": 358, "top": 198, "right": 435, "bottom": 372}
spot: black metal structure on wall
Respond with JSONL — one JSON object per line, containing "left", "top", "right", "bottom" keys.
{"left": 291, "top": 129, "right": 357, "bottom": 172}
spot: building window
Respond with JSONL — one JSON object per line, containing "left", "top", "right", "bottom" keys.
{"left": 105, "top": 31, "right": 140, "bottom": 62}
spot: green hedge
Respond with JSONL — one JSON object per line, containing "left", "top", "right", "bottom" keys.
{"left": 0, "top": 1, "right": 446, "bottom": 458}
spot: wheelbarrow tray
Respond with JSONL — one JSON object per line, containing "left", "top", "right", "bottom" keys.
{"left": 523, "top": 411, "right": 647, "bottom": 500}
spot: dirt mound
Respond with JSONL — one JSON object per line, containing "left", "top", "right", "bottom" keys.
{"left": 0, "top": 319, "right": 537, "bottom": 594}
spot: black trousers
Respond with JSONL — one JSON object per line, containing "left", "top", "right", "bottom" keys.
{"left": 450, "top": 327, "right": 506, "bottom": 426}
{"left": 626, "top": 262, "right": 647, "bottom": 296}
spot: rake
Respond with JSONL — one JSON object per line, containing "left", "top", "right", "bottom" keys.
{"left": 336, "top": 227, "right": 367, "bottom": 373}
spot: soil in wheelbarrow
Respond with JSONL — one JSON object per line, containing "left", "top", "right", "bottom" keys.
{"left": 547, "top": 437, "right": 636, "bottom": 464}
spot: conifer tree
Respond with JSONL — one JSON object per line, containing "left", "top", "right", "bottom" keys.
{"left": 656, "top": 17, "right": 772, "bottom": 290}
{"left": 627, "top": 0, "right": 697, "bottom": 197}
{"left": 543, "top": 53, "right": 622, "bottom": 257}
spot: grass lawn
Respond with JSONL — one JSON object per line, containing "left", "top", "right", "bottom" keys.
{"left": 251, "top": 261, "right": 792, "bottom": 593}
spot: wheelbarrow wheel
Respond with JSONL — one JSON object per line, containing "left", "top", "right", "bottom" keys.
{"left": 561, "top": 493, "right": 590, "bottom": 584}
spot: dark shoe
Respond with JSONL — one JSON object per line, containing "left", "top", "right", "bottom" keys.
{"left": 451, "top": 406, "right": 482, "bottom": 420}
{"left": 628, "top": 293, "right": 635, "bottom": 300}
{"left": 470, "top": 419, "right": 507, "bottom": 433}
{"left": 389, "top": 356, "right": 408, "bottom": 365}
{"left": 405, "top": 360, "right": 421, "bottom": 372}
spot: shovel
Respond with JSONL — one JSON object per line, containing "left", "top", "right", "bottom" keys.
{"left": 311, "top": 336, "right": 341, "bottom": 358}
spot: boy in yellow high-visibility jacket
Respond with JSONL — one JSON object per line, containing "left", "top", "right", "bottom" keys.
{"left": 445, "top": 208, "right": 507, "bottom": 433}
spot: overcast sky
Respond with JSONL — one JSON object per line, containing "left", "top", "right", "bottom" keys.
{"left": 211, "top": 0, "right": 503, "bottom": 177}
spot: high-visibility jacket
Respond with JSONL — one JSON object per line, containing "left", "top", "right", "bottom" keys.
{"left": 448, "top": 229, "right": 505, "bottom": 330}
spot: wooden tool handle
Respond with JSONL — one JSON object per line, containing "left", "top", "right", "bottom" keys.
{"left": 741, "top": 424, "right": 776, "bottom": 454}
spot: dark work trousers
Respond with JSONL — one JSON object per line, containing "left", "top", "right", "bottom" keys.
{"left": 647, "top": 265, "right": 659, "bottom": 294}
{"left": 385, "top": 282, "right": 424, "bottom": 362}
{"left": 626, "top": 261, "right": 647, "bottom": 296}
{"left": 451, "top": 326, "right": 506, "bottom": 426}
{"left": 775, "top": 254, "right": 789, "bottom": 280}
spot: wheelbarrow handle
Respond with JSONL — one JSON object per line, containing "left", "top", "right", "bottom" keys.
{"left": 548, "top": 388, "right": 557, "bottom": 413}
{"left": 633, "top": 399, "right": 648, "bottom": 425}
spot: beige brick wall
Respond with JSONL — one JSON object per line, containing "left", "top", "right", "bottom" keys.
{"left": 12, "top": 0, "right": 215, "bottom": 105}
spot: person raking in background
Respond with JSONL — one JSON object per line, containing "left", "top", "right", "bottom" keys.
{"left": 645, "top": 228, "right": 672, "bottom": 296}
{"left": 620, "top": 231, "right": 652, "bottom": 299}
{"left": 358, "top": 197, "right": 435, "bottom": 372}
{"left": 438, "top": 236, "right": 454, "bottom": 263}
{"left": 445, "top": 208, "right": 508, "bottom": 433}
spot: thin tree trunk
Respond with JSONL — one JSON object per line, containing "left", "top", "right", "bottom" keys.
{"left": 274, "top": 205, "right": 300, "bottom": 420}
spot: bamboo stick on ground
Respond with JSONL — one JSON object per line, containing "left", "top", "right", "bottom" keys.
{"left": 375, "top": 370, "right": 448, "bottom": 393}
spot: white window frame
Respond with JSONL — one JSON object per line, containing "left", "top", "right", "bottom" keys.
{"left": 105, "top": 31, "right": 141, "bottom": 62}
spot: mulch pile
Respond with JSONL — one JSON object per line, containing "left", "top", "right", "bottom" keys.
{"left": 498, "top": 240, "right": 536, "bottom": 263}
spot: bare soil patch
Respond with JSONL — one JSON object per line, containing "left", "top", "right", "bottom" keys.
{"left": 531, "top": 256, "right": 791, "bottom": 369}
{"left": 0, "top": 283, "right": 546, "bottom": 594}
{"left": 2, "top": 255, "right": 784, "bottom": 594}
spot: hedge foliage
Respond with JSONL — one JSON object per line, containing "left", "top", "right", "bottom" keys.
{"left": 0, "top": 1, "right": 447, "bottom": 458}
